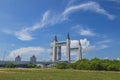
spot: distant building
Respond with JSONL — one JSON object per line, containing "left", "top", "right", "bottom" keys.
{"left": 30, "top": 55, "right": 36, "bottom": 64}
{"left": 15, "top": 56, "right": 21, "bottom": 62}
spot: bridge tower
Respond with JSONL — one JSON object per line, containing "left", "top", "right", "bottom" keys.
{"left": 77, "top": 40, "right": 82, "bottom": 60}
{"left": 50, "top": 34, "right": 82, "bottom": 62}
{"left": 30, "top": 55, "right": 36, "bottom": 64}
{"left": 52, "top": 35, "right": 57, "bottom": 62}
{"left": 15, "top": 55, "right": 21, "bottom": 62}
{"left": 66, "top": 33, "right": 71, "bottom": 62}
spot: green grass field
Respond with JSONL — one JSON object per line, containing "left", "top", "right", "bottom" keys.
{"left": 0, "top": 68, "right": 120, "bottom": 80}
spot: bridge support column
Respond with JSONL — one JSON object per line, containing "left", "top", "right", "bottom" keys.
{"left": 52, "top": 36, "right": 57, "bottom": 62}
{"left": 77, "top": 41, "right": 82, "bottom": 60}
{"left": 66, "top": 34, "right": 70, "bottom": 62}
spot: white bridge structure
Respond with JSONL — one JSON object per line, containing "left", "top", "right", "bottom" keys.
{"left": 50, "top": 34, "right": 82, "bottom": 62}
{"left": 0, "top": 34, "right": 82, "bottom": 68}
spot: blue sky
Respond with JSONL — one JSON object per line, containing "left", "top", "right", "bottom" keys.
{"left": 0, "top": 0, "right": 120, "bottom": 61}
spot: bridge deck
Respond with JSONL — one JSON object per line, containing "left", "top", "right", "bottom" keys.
{"left": 0, "top": 61, "right": 69, "bottom": 65}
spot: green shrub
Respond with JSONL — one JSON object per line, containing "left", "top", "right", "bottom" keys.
{"left": 67, "top": 63, "right": 76, "bottom": 69}
{"left": 54, "top": 58, "right": 120, "bottom": 71}
{"left": 74, "top": 58, "right": 120, "bottom": 71}
{"left": 27, "top": 64, "right": 36, "bottom": 68}
{"left": 90, "top": 58, "right": 103, "bottom": 70}
{"left": 6, "top": 62, "right": 15, "bottom": 68}
{"left": 35, "top": 66, "right": 41, "bottom": 68}
{"left": 56, "top": 62, "right": 67, "bottom": 69}
{"left": 75, "top": 59, "right": 90, "bottom": 70}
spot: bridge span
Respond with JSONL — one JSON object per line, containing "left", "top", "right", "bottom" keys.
{"left": 0, "top": 60, "right": 68, "bottom": 68}
{"left": 0, "top": 34, "right": 82, "bottom": 68}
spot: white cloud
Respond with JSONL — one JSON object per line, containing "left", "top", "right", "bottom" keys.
{"left": 3, "top": 1, "right": 115, "bottom": 41}
{"left": 80, "top": 28, "right": 96, "bottom": 36}
{"left": 61, "top": 38, "right": 95, "bottom": 56}
{"left": 32, "top": 11, "right": 50, "bottom": 30}
{"left": 7, "top": 47, "right": 49, "bottom": 60}
{"left": 70, "top": 39, "right": 111, "bottom": 53}
{"left": 15, "top": 28, "right": 33, "bottom": 41}
{"left": 14, "top": 11, "right": 65, "bottom": 41}
{"left": 95, "top": 39, "right": 112, "bottom": 50}
{"left": 97, "top": 39, "right": 112, "bottom": 44}
{"left": 14, "top": 11, "right": 51, "bottom": 41}
{"left": 80, "top": 38, "right": 95, "bottom": 53}
{"left": 15, "top": 1, "right": 114, "bottom": 41}
{"left": 63, "top": 1, "right": 115, "bottom": 20}
{"left": 98, "top": 44, "right": 109, "bottom": 50}
{"left": 71, "top": 25, "right": 96, "bottom": 37}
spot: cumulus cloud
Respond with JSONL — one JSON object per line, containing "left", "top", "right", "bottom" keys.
{"left": 80, "top": 38, "right": 95, "bottom": 53}
{"left": 67, "top": 38, "right": 111, "bottom": 56}
{"left": 61, "top": 38, "right": 95, "bottom": 56}
{"left": 63, "top": 1, "right": 115, "bottom": 20}
{"left": 7, "top": 47, "right": 49, "bottom": 61}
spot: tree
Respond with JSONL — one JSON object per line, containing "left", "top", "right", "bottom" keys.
{"left": 56, "top": 62, "right": 67, "bottom": 69}
{"left": 6, "top": 62, "right": 15, "bottom": 68}
{"left": 67, "top": 63, "right": 76, "bottom": 69}
{"left": 75, "top": 59, "right": 90, "bottom": 70}
{"left": 27, "top": 64, "right": 36, "bottom": 68}
{"left": 90, "top": 58, "right": 103, "bottom": 70}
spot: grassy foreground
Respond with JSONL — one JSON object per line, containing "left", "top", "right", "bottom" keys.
{"left": 0, "top": 68, "right": 120, "bottom": 80}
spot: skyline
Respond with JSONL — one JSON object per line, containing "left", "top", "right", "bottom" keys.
{"left": 0, "top": 0, "right": 120, "bottom": 61}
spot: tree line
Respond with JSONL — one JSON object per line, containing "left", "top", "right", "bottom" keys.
{"left": 0, "top": 62, "right": 39, "bottom": 68}
{"left": 55, "top": 58, "right": 120, "bottom": 71}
